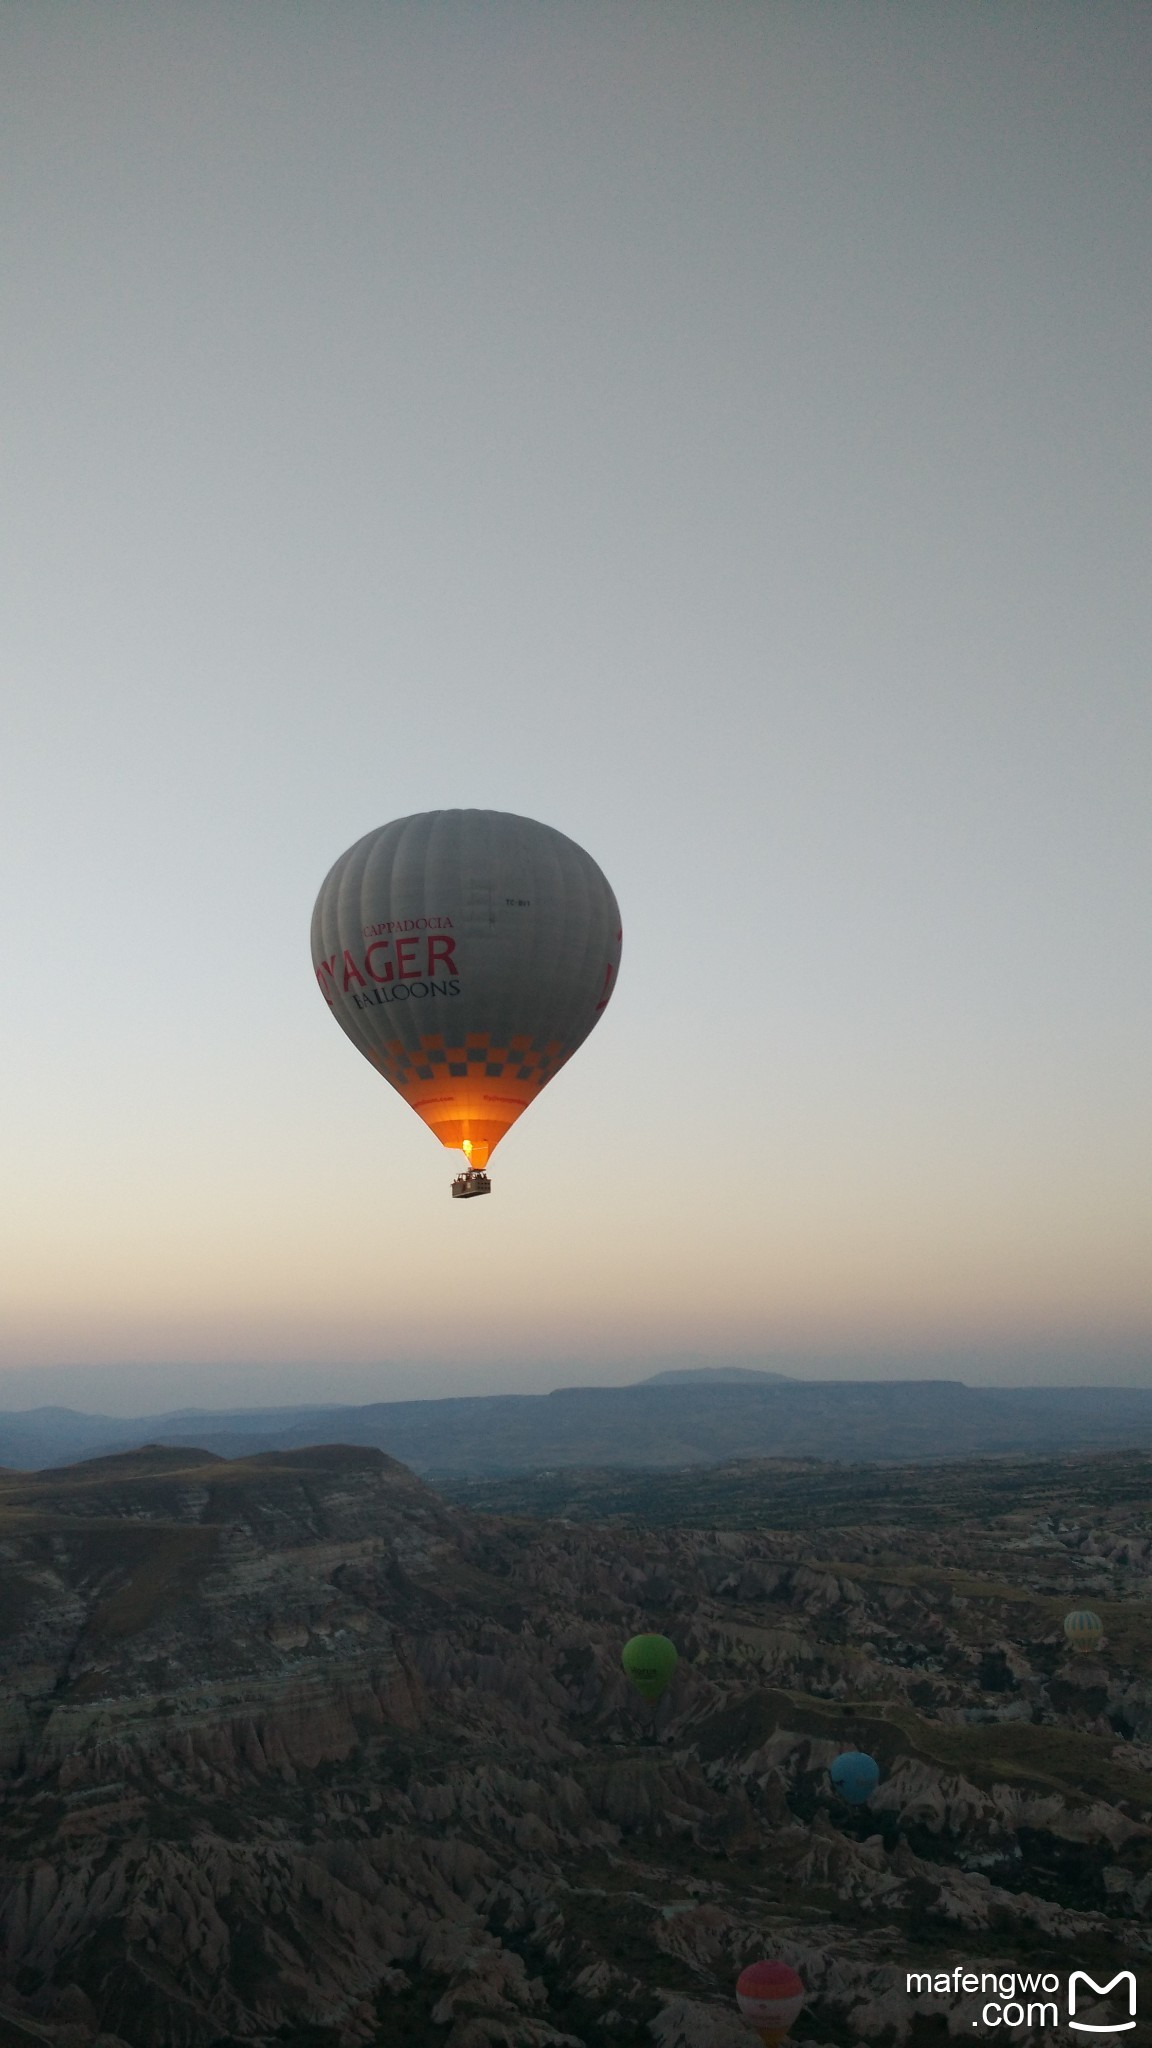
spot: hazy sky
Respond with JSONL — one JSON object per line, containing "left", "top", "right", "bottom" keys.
{"left": 2, "top": 1, "right": 1150, "bottom": 1409}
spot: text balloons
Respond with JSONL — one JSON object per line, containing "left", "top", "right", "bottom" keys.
{"left": 622, "top": 1634, "right": 678, "bottom": 1703}
{"left": 311, "top": 810, "right": 622, "bottom": 1173}
{"left": 736, "top": 1961, "right": 806, "bottom": 2047}
{"left": 829, "top": 1750, "right": 880, "bottom": 1804}
{"left": 1063, "top": 1609, "right": 1104, "bottom": 1654}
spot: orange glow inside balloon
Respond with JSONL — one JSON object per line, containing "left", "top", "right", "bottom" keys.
{"left": 366, "top": 1030, "right": 572, "bottom": 1169}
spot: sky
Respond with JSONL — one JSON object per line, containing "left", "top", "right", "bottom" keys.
{"left": 2, "top": 1, "right": 1150, "bottom": 1412}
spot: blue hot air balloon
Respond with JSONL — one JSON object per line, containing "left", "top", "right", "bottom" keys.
{"left": 829, "top": 1751, "right": 880, "bottom": 1805}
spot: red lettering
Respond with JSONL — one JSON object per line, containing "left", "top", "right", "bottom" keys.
{"left": 426, "top": 933, "right": 458, "bottom": 976}
{"left": 342, "top": 949, "right": 366, "bottom": 990}
{"left": 315, "top": 956, "right": 337, "bottom": 1007}
{"left": 364, "top": 940, "right": 394, "bottom": 983}
{"left": 395, "top": 936, "right": 420, "bottom": 979}
{"left": 595, "top": 962, "right": 614, "bottom": 1011}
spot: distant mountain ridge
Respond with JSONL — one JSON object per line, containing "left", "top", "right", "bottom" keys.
{"left": 2, "top": 1371, "right": 1152, "bottom": 1472}
{"left": 634, "top": 1366, "right": 795, "bottom": 1385}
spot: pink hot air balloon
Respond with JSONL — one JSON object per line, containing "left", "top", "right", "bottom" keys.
{"left": 736, "top": 1961, "right": 806, "bottom": 2048}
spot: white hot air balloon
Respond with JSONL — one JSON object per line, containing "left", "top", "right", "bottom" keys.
{"left": 311, "top": 810, "right": 622, "bottom": 1195}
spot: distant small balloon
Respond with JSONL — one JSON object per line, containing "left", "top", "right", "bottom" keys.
{"left": 829, "top": 1750, "right": 880, "bottom": 1804}
{"left": 621, "top": 1633, "right": 678, "bottom": 1703}
{"left": 736, "top": 1960, "right": 805, "bottom": 2047}
{"left": 1063, "top": 1609, "right": 1104, "bottom": 1654}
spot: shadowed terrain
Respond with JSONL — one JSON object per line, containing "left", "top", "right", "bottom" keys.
{"left": 0, "top": 1445, "right": 1149, "bottom": 2046}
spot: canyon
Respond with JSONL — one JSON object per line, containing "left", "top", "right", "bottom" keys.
{"left": 0, "top": 1443, "right": 1149, "bottom": 2047}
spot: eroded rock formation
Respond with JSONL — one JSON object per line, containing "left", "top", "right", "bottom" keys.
{"left": 0, "top": 1444, "right": 1149, "bottom": 2046}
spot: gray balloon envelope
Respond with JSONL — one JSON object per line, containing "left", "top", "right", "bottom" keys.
{"left": 311, "top": 809, "right": 622, "bottom": 1167}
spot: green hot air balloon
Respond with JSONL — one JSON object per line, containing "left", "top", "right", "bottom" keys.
{"left": 622, "top": 1634, "right": 678, "bottom": 1704}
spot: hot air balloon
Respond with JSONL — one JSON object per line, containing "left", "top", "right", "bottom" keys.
{"left": 736, "top": 1961, "right": 805, "bottom": 2048}
{"left": 1063, "top": 1609, "right": 1105, "bottom": 1654}
{"left": 621, "top": 1634, "right": 678, "bottom": 1704}
{"left": 311, "top": 810, "right": 622, "bottom": 1196}
{"left": 829, "top": 1750, "right": 880, "bottom": 1805}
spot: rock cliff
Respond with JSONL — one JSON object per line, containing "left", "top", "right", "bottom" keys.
{"left": 0, "top": 1444, "right": 1149, "bottom": 2047}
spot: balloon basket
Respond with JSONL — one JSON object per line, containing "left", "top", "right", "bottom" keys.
{"left": 452, "top": 1169, "right": 492, "bottom": 1199}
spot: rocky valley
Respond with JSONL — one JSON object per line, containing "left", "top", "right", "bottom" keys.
{"left": 0, "top": 1443, "right": 1150, "bottom": 2048}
